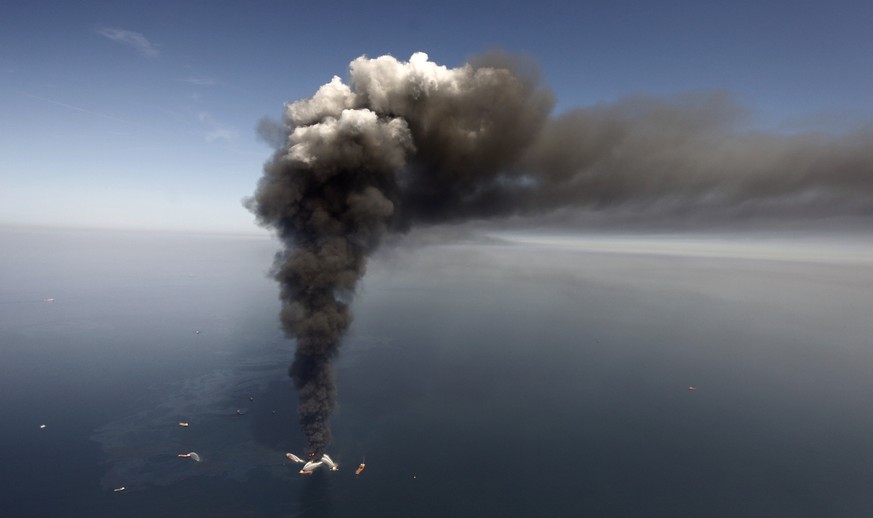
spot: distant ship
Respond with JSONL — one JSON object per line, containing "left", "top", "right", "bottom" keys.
{"left": 299, "top": 460, "right": 323, "bottom": 475}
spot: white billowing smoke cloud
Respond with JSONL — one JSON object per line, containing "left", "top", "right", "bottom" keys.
{"left": 287, "top": 76, "right": 355, "bottom": 125}
{"left": 286, "top": 110, "right": 412, "bottom": 173}
{"left": 249, "top": 51, "right": 873, "bottom": 455}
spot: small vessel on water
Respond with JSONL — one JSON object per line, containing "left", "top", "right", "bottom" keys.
{"left": 299, "top": 460, "right": 323, "bottom": 475}
{"left": 321, "top": 454, "right": 339, "bottom": 471}
{"left": 355, "top": 462, "right": 366, "bottom": 475}
{"left": 286, "top": 452, "right": 305, "bottom": 463}
{"left": 177, "top": 452, "right": 201, "bottom": 462}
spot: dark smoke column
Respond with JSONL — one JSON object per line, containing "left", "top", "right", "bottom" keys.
{"left": 248, "top": 52, "right": 552, "bottom": 455}
{"left": 248, "top": 85, "right": 414, "bottom": 457}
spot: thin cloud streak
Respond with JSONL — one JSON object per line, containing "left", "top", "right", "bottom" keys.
{"left": 23, "top": 93, "right": 127, "bottom": 123}
{"left": 181, "top": 77, "right": 219, "bottom": 86}
{"left": 97, "top": 28, "right": 160, "bottom": 58}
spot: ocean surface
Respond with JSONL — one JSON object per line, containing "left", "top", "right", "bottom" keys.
{"left": 2, "top": 226, "right": 873, "bottom": 517}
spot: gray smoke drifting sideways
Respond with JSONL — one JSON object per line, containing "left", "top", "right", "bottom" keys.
{"left": 248, "top": 52, "right": 873, "bottom": 455}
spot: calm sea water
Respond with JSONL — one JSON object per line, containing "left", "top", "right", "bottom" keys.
{"left": 2, "top": 226, "right": 873, "bottom": 517}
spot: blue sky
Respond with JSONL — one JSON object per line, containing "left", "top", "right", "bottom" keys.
{"left": 2, "top": 0, "right": 871, "bottom": 233}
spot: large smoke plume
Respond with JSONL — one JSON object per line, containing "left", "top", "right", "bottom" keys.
{"left": 248, "top": 52, "right": 873, "bottom": 455}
